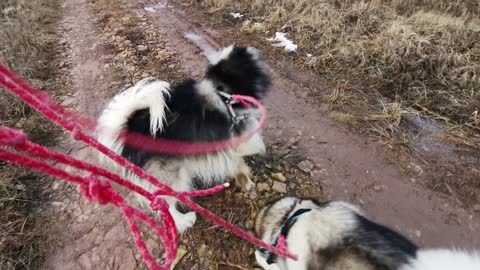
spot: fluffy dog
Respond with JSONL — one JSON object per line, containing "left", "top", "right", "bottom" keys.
{"left": 96, "top": 46, "right": 270, "bottom": 233}
{"left": 255, "top": 197, "right": 480, "bottom": 270}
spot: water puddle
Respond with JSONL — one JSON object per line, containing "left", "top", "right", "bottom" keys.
{"left": 184, "top": 32, "right": 216, "bottom": 58}
{"left": 404, "top": 114, "right": 455, "bottom": 156}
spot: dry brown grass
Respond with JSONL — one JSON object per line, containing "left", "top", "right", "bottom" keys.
{"left": 1, "top": 0, "right": 61, "bottom": 269}
{"left": 193, "top": 0, "right": 480, "bottom": 139}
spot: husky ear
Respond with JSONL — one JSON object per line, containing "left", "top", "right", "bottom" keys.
{"left": 246, "top": 47, "right": 260, "bottom": 60}
{"left": 207, "top": 45, "right": 234, "bottom": 65}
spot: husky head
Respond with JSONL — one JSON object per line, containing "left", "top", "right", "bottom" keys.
{"left": 205, "top": 45, "right": 270, "bottom": 101}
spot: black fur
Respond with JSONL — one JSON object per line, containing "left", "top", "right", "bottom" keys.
{"left": 121, "top": 46, "right": 270, "bottom": 166}
{"left": 206, "top": 47, "right": 270, "bottom": 101}
{"left": 350, "top": 214, "right": 418, "bottom": 268}
{"left": 311, "top": 213, "right": 418, "bottom": 270}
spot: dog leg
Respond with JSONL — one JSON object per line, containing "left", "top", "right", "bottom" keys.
{"left": 163, "top": 196, "right": 197, "bottom": 234}
{"left": 162, "top": 168, "right": 197, "bottom": 234}
{"left": 234, "top": 158, "right": 254, "bottom": 192}
{"left": 137, "top": 167, "right": 197, "bottom": 234}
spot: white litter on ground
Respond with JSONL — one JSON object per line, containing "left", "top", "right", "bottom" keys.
{"left": 229, "top": 12, "right": 243, "bottom": 19}
{"left": 307, "top": 53, "right": 313, "bottom": 58}
{"left": 144, "top": 6, "right": 156, "bottom": 12}
{"left": 268, "top": 32, "right": 297, "bottom": 52}
{"left": 143, "top": 2, "right": 169, "bottom": 12}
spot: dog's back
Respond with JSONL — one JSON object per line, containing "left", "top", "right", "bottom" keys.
{"left": 255, "top": 197, "right": 480, "bottom": 270}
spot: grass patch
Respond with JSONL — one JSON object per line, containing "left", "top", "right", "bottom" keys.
{"left": 330, "top": 112, "right": 356, "bottom": 125}
{"left": 192, "top": 0, "right": 480, "bottom": 142}
{"left": 1, "top": 0, "right": 62, "bottom": 268}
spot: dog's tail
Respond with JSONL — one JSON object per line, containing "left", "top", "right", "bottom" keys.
{"left": 96, "top": 78, "right": 170, "bottom": 159}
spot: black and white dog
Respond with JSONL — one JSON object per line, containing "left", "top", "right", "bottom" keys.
{"left": 96, "top": 46, "right": 270, "bottom": 233}
{"left": 255, "top": 197, "right": 480, "bottom": 270}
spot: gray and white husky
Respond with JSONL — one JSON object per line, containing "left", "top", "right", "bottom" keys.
{"left": 254, "top": 197, "right": 480, "bottom": 270}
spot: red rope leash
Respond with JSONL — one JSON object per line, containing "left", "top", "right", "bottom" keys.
{"left": 0, "top": 126, "right": 232, "bottom": 269}
{"left": 119, "top": 94, "right": 266, "bottom": 155}
{"left": 0, "top": 63, "right": 297, "bottom": 268}
{"left": 0, "top": 147, "right": 176, "bottom": 269}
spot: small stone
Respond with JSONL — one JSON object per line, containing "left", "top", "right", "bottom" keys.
{"left": 297, "top": 160, "right": 314, "bottom": 173}
{"left": 473, "top": 204, "right": 480, "bottom": 212}
{"left": 266, "top": 177, "right": 274, "bottom": 186}
{"left": 73, "top": 208, "right": 82, "bottom": 217}
{"left": 59, "top": 38, "right": 67, "bottom": 44}
{"left": 373, "top": 185, "right": 383, "bottom": 192}
{"left": 249, "top": 190, "right": 258, "bottom": 199}
{"left": 272, "top": 182, "right": 287, "bottom": 193}
{"left": 15, "top": 184, "right": 26, "bottom": 191}
{"left": 256, "top": 182, "right": 270, "bottom": 193}
{"left": 288, "top": 137, "right": 299, "bottom": 145}
{"left": 168, "top": 64, "right": 175, "bottom": 69}
{"left": 245, "top": 219, "right": 254, "bottom": 230}
{"left": 197, "top": 244, "right": 208, "bottom": 257}
{"left": 271, "top": 172, "right": 287, "bottom": 182}
{"left": 77, "top": 215, "right": 89, "bottom": 222}
{"left": 137, "top": 44, "right": 148, "bottom": 51}
{"left": 51, "top": 201, "right": 62, "bottom": 207}
{"left": 409, "top": 162, "right": 424, "bottom": 176}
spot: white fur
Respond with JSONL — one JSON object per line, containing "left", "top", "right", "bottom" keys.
{"left": 236, "top": 133, "right": 266, "bottom": 156}
{"left": 96, "top": 78, "right": 170, "bottom": 156}
{"left": 207, "top": 45, "right": 234, "bottom": 65}
{"left": 246, "top": 46, "right": 260, "bottom": 60}
{"left": 279, "top": 202, "right": 359, "bottom": 269}
{"left": 402, "top": 249, "right": 480, "bottom": 270}
{"left": 196, "top": 79, "right": 228, "bottom": 112}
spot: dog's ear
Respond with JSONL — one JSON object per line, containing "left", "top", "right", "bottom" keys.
{"left": 254, "top": 206, "right": 268, "bottom": 237}
{"left": 207, "top": 45, "right": 234, "bottom": 65}
{"left": 246, "top": 47, "right": 260, "bottom": 60}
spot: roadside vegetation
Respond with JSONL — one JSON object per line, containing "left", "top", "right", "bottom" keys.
{"left": 193, "top": 0, "right": 480, "bottom": 144}
{"left": 0, "top": 0, "right": 61, "bottom": 268}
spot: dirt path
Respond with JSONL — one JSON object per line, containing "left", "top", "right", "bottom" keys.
{"left": 42, "top": 0, "right": 479, "bottom": 269}
{"left": 43, "top": 0, "right": 141, "bottom": 269}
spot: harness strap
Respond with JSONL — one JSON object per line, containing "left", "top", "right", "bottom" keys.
{"left": 217, "top": 91, "right": 249, "bottom": 129}
{"left": 260, "top": 208, "right": 312, "bottom": 264}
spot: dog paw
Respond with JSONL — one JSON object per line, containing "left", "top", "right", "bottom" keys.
{"left": 235, "top": 173, "right": 254, "bottom": 192}
{"left": 174, "top": 211, "right": 197, "bottom": 234}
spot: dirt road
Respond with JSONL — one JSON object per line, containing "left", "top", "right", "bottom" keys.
{"left": 41, "top": 0, "right": 479, "bottom": 269}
